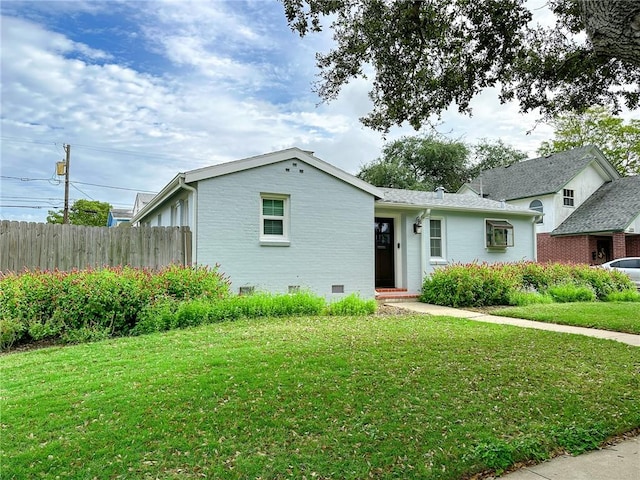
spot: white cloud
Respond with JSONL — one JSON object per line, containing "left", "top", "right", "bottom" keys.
{"left": 1, "top": 1, "right": 634, "bottom": 224}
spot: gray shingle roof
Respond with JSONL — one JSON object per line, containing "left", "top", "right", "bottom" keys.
{"left": 465, "top": 145, "right": 619, "bottom": 201}
{"left": 136, "top": 193, "right": 156, "bottom": 204}
{"left": 378, "top": 187, "right": 538, "bottom": 215}
{"left": 552, "top": 176, "right": 640, "bottom": 235}
{"left": 109, "top": 209, "right": 133, "bottom": 219}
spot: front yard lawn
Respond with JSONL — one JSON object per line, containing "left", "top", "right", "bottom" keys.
{"left": 2, "top": 315, "right": 639, "bottom": 479}
{"left": 493, "top": 302, "right": 640, "bottom": 335}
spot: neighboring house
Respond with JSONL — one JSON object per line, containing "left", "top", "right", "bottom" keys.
{"left": 459, "top": 145, "right": 640, "bottom": 264}
{"left": 132, "top": 193, "right": 156, "bottom": 217}
{"left": 131, "top": 148, "right": 538, "bottom": 298}
{"left": 107, "top": 208, "right": 132, "bottom": 227}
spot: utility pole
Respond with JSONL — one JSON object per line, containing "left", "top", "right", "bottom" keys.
{"left": 62, "top": 144, "right": 71, "bottom": 224}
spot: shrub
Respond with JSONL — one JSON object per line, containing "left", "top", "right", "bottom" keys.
{"left": 421, "top": 261, "right": 631, "bottom": 307}
{"left": 0, "top": 265, "right": 232, "bottom": 350}
{"left": 604, "top": 289, "right": 640, "bottom": 302}
{"left": 570, "top": 264, "right": 634, "bottom": 300}
{"left": 507, "top": 290, "right": 553, "bottom": 306}
{"left": 421, "top": 262, "right": 519, "bottom": 307}
{"left": 547, "top": 283, "right": 596, "bottom": 303}
{"left": 325, "top": 293, "right": 377, "bottom": 316}
{"left": 129, "top": 292, "right": 328, "bottom": 337}
{"left": 153, "top": 264, "right": 231, "bottom": 301}
{"left": 131, "top": 297, "right": 178, "bottom": 335}
{"left": 268, "top": 292, "right": 326, "bottom": 316}
{"left": 0, "top": 318, "right": 24, "bottom": 350}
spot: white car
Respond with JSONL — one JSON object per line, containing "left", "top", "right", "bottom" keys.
{"left": 600, "top": 257, "right": 640, "bottom": 288}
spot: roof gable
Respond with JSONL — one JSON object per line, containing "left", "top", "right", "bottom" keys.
{"left": 131, "top": 148, "right": 383, "bottom": 223}
{"left": 552, "top": 175, "right": 640, "bottom": 235}
{"left": 185, "top": 147, "right": 383, "bottom": 198}
{"left": 463, "top": 145, "right": 620, "bottom": 201}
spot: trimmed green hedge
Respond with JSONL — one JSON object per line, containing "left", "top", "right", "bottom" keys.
{"left": 421, "top": 261, "right": 635, "bottom": 307}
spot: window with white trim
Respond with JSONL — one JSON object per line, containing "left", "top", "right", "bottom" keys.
{"left": 563, "top": 189, "right": 574, "bottom": 206}
{"left": 486, "top": 220, "right": 514, "bottom": 248}
{"left": 429, "top": 218, "right": 444, "bottom": 259}
{"left": 260, "top": 194, "right": 289, "bottom": 243}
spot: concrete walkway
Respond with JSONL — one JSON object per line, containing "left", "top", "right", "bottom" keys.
{"left": 500, "top": 436, "right": 639, "bottom": 479}
{"left": 391, "top": 302, "right": 640, "bottom": 347}
{"left": 389, "top": 302, "right": 640, "bottom": 479}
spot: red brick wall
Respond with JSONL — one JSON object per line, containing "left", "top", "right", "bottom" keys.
{"left": 627, "top": 236, "right": 640, "bottom": 256}
{"left": 613, "top": 232, "right": 627, "bottom": 259}
{"left": 538, "top": 233, "right": 638, "bottom": 263}
{"left": 537, "top": 233, "right": 591, "bottom": 263}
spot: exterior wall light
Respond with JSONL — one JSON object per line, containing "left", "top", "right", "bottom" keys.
{"left": 413, "top": 218, "right": 422, "bottom": 234}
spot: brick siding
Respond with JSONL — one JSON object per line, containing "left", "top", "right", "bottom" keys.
{"left": 626, "top": 235, "right": 640, "bottom": 256}
{"left": 538, "top": 232, "right": 637, "bottom": 264}
{"left": 537, "top": 233, "right": 591, "bottom": 263}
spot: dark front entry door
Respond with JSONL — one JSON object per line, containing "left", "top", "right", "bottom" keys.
{"left": 375, "top": 218, "right": 395, "bottom": 288}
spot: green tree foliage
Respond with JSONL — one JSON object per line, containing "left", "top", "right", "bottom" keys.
{"left": 469, "top": 139, "right": 528, "bottom": 177}
{"left": 283, "top": 0, "right": 640, "bottom": 132}
{"left": 538, "top": 107, "right": 640, "bottom": 176}
{"left": 357, "top": 134, "right": 469, "bottom": 192}
{"left": 47, "top": 199, "right": 112, "bottom": 226}
{"left": 358, "top": 136, "right": 526, "bottom": 192}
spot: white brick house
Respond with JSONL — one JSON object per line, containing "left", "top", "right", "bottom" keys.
{"left": 132, "top": 148, "right": 539, "bottom": 298}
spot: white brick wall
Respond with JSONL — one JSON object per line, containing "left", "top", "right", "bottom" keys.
{"left": 196, "top": 159, "right": 375, "bottom": 299}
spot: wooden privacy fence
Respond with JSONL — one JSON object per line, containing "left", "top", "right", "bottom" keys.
{"left": 0, "top": 221, "right": 192, "bottom": 272}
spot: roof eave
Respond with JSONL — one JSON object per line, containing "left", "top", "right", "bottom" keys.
{"left": 131, "top": 174, "right": 184, "bottom": 224}
{"left": 375, "top": 201, "right": 538, "bottom": 216}
{"left": 551, "top": 228, "right": 626, "bottom": 237}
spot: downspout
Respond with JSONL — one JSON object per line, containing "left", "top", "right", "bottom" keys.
{"left": 419, "top": 209, "right": 431, "bottom": 286}
{"left": 532, "top": 215, "right": 541, "bottom": 262}
{"left": 179, "top": 176, "right": 197, "bottom": 265}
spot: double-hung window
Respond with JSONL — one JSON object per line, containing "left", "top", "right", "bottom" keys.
{"left": 429, "top": 219, "right": 444, "bottom": 259}
{"left": 260, "top": 194, "right": 289, "bottom": 244}
{"left": 563, "top": 189, "right": 574, "bottom": 206}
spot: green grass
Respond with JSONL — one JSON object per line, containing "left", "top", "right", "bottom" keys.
{"left": 2, "top": 315, "right": 639, "bottom": 479}
{"left": 495, "top": 302, "right": 640, "bottom": 335}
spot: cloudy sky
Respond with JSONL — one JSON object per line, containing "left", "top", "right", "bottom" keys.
{"left": 0, "top": 0, "right": 617, "bottom": 223}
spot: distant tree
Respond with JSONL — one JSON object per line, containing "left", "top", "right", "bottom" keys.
{"left": 47, "top": 199, "right": 112, "bottom": 226}
{"left": 283, "top": 0, "right": 640, "bottom": 132}
{"left": 357, "top": 135, "right": 469, "bottom": 192}
{"left": 538, "top": 107, "right": 640, "bottom": 175}
{"left": 356, "top": 157, "right": 424, "bottom": 191}
{"left": 468, "top": 139, "right": 528, "bottom": 178}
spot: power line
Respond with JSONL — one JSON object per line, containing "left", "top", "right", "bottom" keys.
{"left": 0, "top": 136, "right": 60, "bottom": 146}
{"left": 1, "top": 135, "right": 191, "bottom": 161}
{"left": 1, "top": 193, "right": 135, "bottom": 207}
{"left": 70, "top": 180, "right": 156, "bottom": 193}
{"left": 70, "top": 182, "right": 95, "bottom": 201}
{"left": 0, "top": 205, "right": 50, "bottom": 209}
{"left": 0, "top": 175, "right": 59, "bottom": 182}
{"left": 1, "top": 175, "right": 157, "bottom": 194}
{"left": 0, "top": 196, "right": 64, "bottom": 200}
